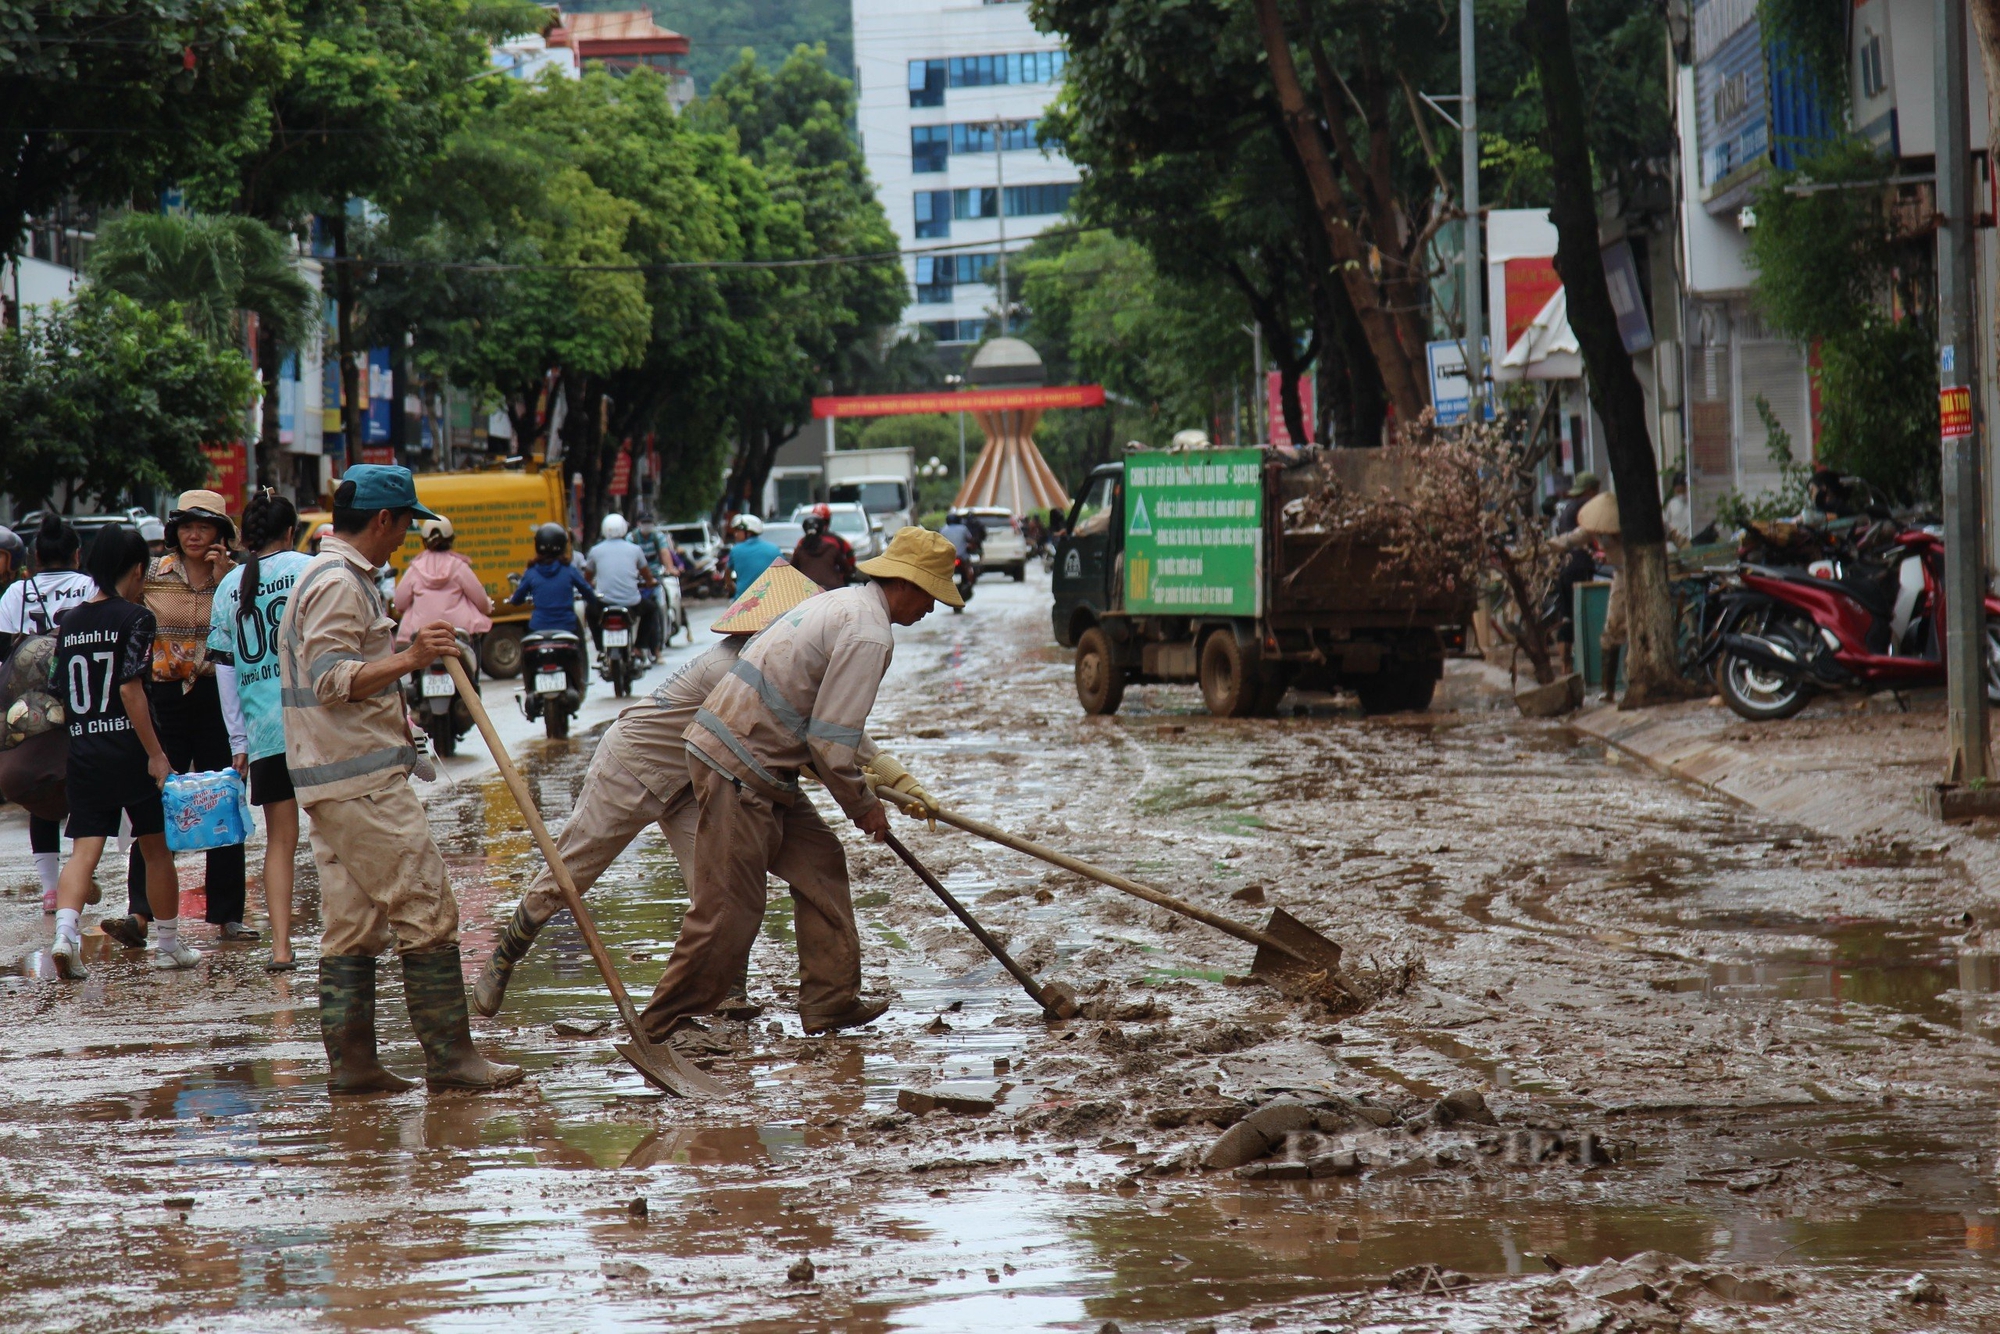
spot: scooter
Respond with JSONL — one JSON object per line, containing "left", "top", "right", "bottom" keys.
{"left": 1714, "top": 523, "right": 2000, "bottom": 720}
{"left": 599, "top": 603, "right": 640, "bottom": 698}
{"left": 405, "top": 632, "right": 478, "bottom": 757}
{"left": 519, "top": 630, "right": 587, "bottom": 739}
{"left": 953, "top": 551, "right": 977, "bottom": 613}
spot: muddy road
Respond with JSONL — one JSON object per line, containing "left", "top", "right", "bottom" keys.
{"left": 2, "top": 572, "right": 1997, "bottom": 1331}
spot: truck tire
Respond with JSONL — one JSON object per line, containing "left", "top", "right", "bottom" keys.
{"left": 1199, "top": 631, "right": 1259, "bottom": 718}
{"left": 1075, "top": 627, "right": 1125, "bottom": 715}
{"left": 481, "top": 625, "right": 523, "bottom": 680}
{"left": 1355, "top": 669, "right": 1437, "bottom": 715}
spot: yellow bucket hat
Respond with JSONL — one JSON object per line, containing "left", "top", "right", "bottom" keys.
{"left": 711, "top": 557, "right": 823, "bottom": 634}
{"left": 857, "top": 526, "right": 964, "bottom": 607}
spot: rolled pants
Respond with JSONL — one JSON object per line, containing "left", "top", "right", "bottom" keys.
{"left": 127, "top": 676, "right": 246, "bottom": 923}
{"left": 639, "top": 763, "right": 859, "bottom": 1040}
{"left": 306, "top": 784, "right": 460, "bottom": 957}
{"left": 520, "top": 747, "right": 696, "bottom": 924}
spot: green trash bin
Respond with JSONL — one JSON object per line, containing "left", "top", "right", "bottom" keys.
{"left": 1572, "top": 579, "right": 1619, "bottom": 690}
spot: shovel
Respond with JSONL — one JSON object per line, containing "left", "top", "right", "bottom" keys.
{"left": 443, "top": 656, "right": 722, "bottom": 1099}
{"left": 874, "top": 785, "right": 1350, "bottom": 993}
{"left": 879, "top": 829, "right": 1080, "bottom": 1020}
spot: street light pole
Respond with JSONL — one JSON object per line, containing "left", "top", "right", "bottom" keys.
{"left": 1936, "top": 0, "right": 1989, "bottom": 783}
{"left": 993, "top": 117, "right": 1011, "bottom": 334}
{"left": 1460, "top": 0, "right": 1484, "bottom": 419}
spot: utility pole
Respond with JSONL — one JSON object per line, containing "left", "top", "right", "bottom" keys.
{"left": 993, "top": 118, "right": 1014, "bottom": 335}
{"left": 1251, "top": 323, "right": 1264, "bottom": 441}
{"left": 1460, "top": 0, "right": 1484, "bottom": 419}
{"left": 1937, "top": 0, "right": 1990, "bottom": 782}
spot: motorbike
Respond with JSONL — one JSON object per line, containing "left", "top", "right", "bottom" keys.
{"left": 953, "top": 551, "right": 978, "bottom": 612}
{"left": 519, "top": 629, "right": 587, "bottom": 739}
{"left": 405, "top": 633, "right": 477, "bottom": 757}
{"left": 599, "top": 603, "right": 640, "bottom": 698}
{"left": 1714, "top": 521, "right": 2000, "bottom": 720}
{"left": 680, "top": 548, "right": 730, "bottom": 600}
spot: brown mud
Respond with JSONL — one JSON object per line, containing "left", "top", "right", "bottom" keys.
{"left": 0, "top": 574, "right": 1996, "bottom": 1331}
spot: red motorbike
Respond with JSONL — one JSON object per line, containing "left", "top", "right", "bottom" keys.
{"left": 1715, "top": 523, "right": 2000, "bottom": 720}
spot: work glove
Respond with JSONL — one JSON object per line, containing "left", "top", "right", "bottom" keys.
{"left": 864, "top": 752, "right": 938, "bottom": 821}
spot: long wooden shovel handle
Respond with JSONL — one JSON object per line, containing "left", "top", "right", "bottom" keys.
{"left": 874, "top": 784, "right": 1313, "bottom": 968}
{"left": 880, "top": 830, "right": 1068, "bottom": 1016}
{"left": 444, "top": 658, "right": 651, "bottom": 1040}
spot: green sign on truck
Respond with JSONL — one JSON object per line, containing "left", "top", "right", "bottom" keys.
{"left": 1122, "top": 448, "right": 1264, "bottom": 617}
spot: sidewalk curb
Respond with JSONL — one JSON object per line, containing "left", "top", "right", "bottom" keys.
{"left": 1568, "top": 702, "right": 1942, "bottom": 844}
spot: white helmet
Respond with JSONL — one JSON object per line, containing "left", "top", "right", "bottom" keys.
{"left": 600, "top": 513, "right": 628, "bottom": 540}
{"left": 420, "top": 516, "right": 454, "bottom": 543}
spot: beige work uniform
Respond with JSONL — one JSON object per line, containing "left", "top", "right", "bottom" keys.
{"left": 640, "top": 583, "right": 894, "bottom": 1036}
{"left": 520, "top": 637, "right": 880, "bottom": 925}
{"left": 278, "top": 536, "right": 456, "bottom": 957}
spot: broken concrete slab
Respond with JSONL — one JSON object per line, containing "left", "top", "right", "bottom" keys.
{"left": 897, "top": 1082, "right": 1000, "bottom": 1116}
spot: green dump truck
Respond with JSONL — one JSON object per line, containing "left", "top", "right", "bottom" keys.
{"left": 1049, "top": 445, "right": 1468, "bottom": 716}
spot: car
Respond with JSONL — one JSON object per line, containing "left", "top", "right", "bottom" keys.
{"left": 759, "top": 521, "right": 806, "bottom": 559}
{"left": 966, "top": 507, "right": 1029, "bottom": 581}
{"left": 12, "top": 508, "right": 156, "bottom": 557}
{"left": 792, "top": 501, "right": 881, "bottom": 559}
{"left": 664, "top": 519, "right": 724, "bottom": 565}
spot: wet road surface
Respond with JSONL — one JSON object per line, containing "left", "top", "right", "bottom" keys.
{"left": 1, "top": 571, "right": 1997, "bottom": 1330}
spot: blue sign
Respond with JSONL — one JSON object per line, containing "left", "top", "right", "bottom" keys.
{"left": 364, "top": 347, "right": 393, "bottom": 444}
{"left": 1426, "top": 339, "right": 1495, "bottom": 426}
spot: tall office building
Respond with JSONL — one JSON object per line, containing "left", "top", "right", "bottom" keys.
{"left": 852, "top": 0, "right": 1078, "bottom": 347}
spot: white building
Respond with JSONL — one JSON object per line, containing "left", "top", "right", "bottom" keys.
{"left": 853, "top": 0, "right": 1079, "bottom": 346}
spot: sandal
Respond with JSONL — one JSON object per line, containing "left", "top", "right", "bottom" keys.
{"left": 100, "top": 914, "right": 149, "bottom": 950}
{"left": 264, "top": 955, "right": 298, "bottom": 973}
{"left": 219, "top": 922, "right": 261, "bottom": 942}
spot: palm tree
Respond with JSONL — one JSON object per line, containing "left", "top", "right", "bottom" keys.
{"left": 85, "top": 213, "right": 319, "bottom": 487}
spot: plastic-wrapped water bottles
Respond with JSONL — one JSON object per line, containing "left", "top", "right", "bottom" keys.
{"left": 162, "top": 769, "right": 253, "bottom": 853}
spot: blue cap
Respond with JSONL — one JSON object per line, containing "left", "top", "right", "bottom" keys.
{"left": 337, "top": 465, "right": 440, "bottom": 521}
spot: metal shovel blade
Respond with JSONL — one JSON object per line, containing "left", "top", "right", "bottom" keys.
{"left": 615, "top": 1036, "right": 725, "bottom": 1099}
{"left": 1251, "top": 907, "right": 1346, "bottom": 981}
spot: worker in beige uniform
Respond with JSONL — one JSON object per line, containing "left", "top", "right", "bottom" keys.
{"left": 280, "top": 465, "right": 523, "bottom": 1095}
{"left": 470, "top": 558, "right": 939, "bottom": 1017}
{"left": 1553, "top": 490, "right": 1624, "bottom": 702}
{"left": 638, "top": 526, "right": 961, "bottom": 1040}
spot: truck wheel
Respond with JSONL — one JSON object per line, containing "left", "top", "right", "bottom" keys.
{"left": 1199, "top": 631, "right": 1259, "bottom": 718}
{"left": 481, "top": 625, "right": 523, "bottom": 680}
{"left": 1355, "top": 670, "right": 1437, "bottom": 715}
{"left": 1074, "top": 627, "right": 1125, "bottom": 715}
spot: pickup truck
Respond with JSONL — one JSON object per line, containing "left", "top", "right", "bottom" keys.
{"left": 1050, "top": 445, "right": 1468, "bottom": 716}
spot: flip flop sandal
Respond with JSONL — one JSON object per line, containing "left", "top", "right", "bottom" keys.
{"left": 219, "top": 922, "right": 262, "bottom": 942}
{"left": 100, "top": 915, "right": 149, "bottom": 950}
{"left": 264, "top": 956, "right": 298, "bottom": 973}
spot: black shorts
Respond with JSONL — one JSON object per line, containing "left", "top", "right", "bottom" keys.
{"left": 66, "top": 786, "right": 165, "bottom": 841}
{"left": 249, "top": 754, "right": 296, "bottom": 807}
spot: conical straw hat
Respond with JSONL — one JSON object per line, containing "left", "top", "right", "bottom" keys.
{"left": 711, "top": 557, "right": 823, "bottom": 634}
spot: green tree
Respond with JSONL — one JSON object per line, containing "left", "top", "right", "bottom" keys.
{"left": 0, "top": 0, "right": 294, "bottom": 273}
{"left": 1745, "top": 141, "right": 1936, "bottom": 502}
{"left": 0, "top": 291, "right": 258, "bottom": 510}
{"left": 85, "top": 211, "right": 318, "bottom": 485}
{"left": 688, "top": 46, "right": 906, "bottom": 516}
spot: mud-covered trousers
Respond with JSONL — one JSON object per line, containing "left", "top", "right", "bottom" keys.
{"left": 307, "top": 784, "right": 460, "bottom": 957}
{"left": 638, "top": 762, "right": 860, "bottom": 1040}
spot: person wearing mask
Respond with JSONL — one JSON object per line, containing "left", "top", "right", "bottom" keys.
{"left": 208, "top": 491, "right": 312, "bottom": 971}
{"left": 939, "top": 512, "right": 973, "bottom": 561}
{"left": 280, "top": 465, "right": 521, "bottom": 1094}
{"left": 633, "top": 513, "right": 674, "bottom": 656}
{"left": 637, "top": 528, "right": 961, "bottom": 1040}
{"left": 139, "top": 517, "right": 167, "bottom": 560}
{"left": 584, "top": 513, "right": 658, "bottom": 668}
{"left": 789, "top": 504, "right": 855, "bottom": 592}
{"left": 100, "top": 490, "right": 254, "bottom": 954}
{"left": 46, "top": 527, "right": 193, "bottom": 978}
{"left": 393, "top": 517, "right": 494, "bottom": 670}
{"left": 0, "top": 518, "right": 93, "bottom": 912}
{"left": 510, "top": 523, "right": 600, "bottom": 691}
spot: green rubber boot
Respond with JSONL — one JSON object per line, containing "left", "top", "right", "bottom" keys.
{"left": 472, "top": 904, "right": 545, "bottom": 1018}
{"left": 319, "top": 955, "right": 418, "bottom": 1095}
{"left": 402, "top": 944, "right": 525, "bottom": 1093}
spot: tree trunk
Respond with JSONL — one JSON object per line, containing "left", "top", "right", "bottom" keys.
{"left": 1249, "top": 0, "right": 1427, "bottom": 423}
{"left": 256, "top": 321, "right": 282, "bottom": 489}
{"left": 328, "top": 214, "right": 362, "bottom": 470}
{"left": 1521, "top": 0, "right": 1691, "bottom": 706}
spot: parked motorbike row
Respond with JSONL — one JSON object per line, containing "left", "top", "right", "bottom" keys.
{"left": 1683, "top": 515, "right": 2000, "bottom": 721}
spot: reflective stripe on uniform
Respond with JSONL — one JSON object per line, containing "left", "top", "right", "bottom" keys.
{"left": 290, "top": 744, "right": 418, "bottom": 789}
{"left": 309, "top": 650, "right": 366, "bottom": 682}
{"left": 692, "top": 708, "right": 800, "bottom": 793}
{"left": 729, "top": 657, "right": 860, "bottom": 748}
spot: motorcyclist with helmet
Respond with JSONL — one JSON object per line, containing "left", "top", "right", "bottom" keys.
{"left": 509, "top": 523, "right": 601, "bottom": 692}
{"left": 585, "top": 512, "right": 659, "bottom": 669}
{"left": 789, "top": 502, "right": 856, "bottom": 591}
